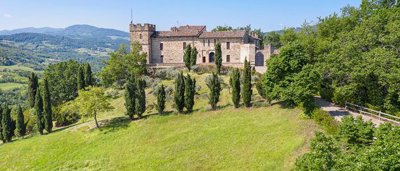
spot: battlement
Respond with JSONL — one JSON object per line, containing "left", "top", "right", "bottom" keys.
{"left": 130, "top": 23, "right": 156, "bottom": 32}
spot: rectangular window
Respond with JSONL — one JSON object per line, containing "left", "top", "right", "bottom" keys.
{"left": 214, "top": 39, "right": 216, "bottom": 44}
{"left": 160, "top": 43, "right": 163, "bottom": 50}
{"left": 226, "top": 55, "right": 230, "bottom": 62}
{"left": 183, "top": 42, "right": 186, "bottom": 50}
{"left": 208, "top": 39, "right": 210, "bottom": 47}
{"left": 226, "top": 42, "right": 230, "bottom": 49}
{"left": 203, "top": 39, "right": 205, "bottom": 47}
{"left": 160, "top": 55, "right": 164, "bottom": 63}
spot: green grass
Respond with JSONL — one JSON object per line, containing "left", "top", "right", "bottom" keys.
{"left": 0, "top": 72, "right": 318, "bottom": 170}
{"left": 0, "top": 82, "right": 25, "bottom": 90}
{"left": 0, "top": 65, "right": 36, "bottom": 72}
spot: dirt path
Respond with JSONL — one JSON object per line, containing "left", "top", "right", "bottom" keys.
{"left": 314, "top": 97, "right": 385, "bottom": 126}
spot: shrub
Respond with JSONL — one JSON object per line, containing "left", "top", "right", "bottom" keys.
{"left": 104, "top": 88, "right": 120, "bottom": 99}
{"left": 311, "top": 109, "right": 339, "bottom": 135}
{"left": 53, "top": 103, "right": 80, "bottom": 127}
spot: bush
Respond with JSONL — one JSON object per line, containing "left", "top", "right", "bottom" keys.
{"left": 311, "top": 109, "right": 339, "bottom": 135}
{"left": 104, "top": 88, "right": 120, "bottom": 99}
{"left": 154, "top": 68, "right": 179, "bottom": 80}
{"left": 53, "top": 103, "right": 80, "bottom": 127}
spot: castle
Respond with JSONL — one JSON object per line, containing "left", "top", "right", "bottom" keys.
{"left": 129, "top": 22, "right": 277, "bottom": 71}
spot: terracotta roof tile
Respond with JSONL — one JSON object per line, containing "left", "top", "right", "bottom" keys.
{"left": 154, "top": 25, "right": 206, "bottom": 37}
{"left": 199, "top": 31, "right": 246, "bottom": 38}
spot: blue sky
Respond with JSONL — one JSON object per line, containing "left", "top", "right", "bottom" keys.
{"left": 0, "top": 0, "right": 361, "bottom": 32}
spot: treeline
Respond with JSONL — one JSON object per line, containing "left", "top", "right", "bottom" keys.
{"left": 261, "top": 0, "right": 400, "bottom": 116}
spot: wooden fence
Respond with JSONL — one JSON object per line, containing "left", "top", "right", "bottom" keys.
{"left": 345, "top": 102, "right": 400, "bottom": 125}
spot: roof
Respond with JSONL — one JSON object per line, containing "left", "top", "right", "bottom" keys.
{"left": 199, "top": 31, "right": 246, "bottom": 38}
{"left": 154, "top": 25, "right": 206, "bottom": 37}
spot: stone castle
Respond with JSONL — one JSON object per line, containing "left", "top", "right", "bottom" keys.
{"left": 129, "top": 22, "right": 278, "bottom": 70}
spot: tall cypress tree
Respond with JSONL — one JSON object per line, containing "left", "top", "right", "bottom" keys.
{"left": 16, "top": 105, "right": 26, "bottom": 137}
{"left": 190, "top": 47, "right": 198, "bottom": 67}
{"left": 0, "top": 106, "right": 3, "bottom": 142}
{"left": 43, "top": 78, "right": 53, "bottom": 133}
{"left": 184, "top": 44, "right": 192, "bottom": 71}
{"left": 184, "top": 75, "right": 196, "bottom": 113}
{"left": 207, "top": 73, "right": 221, "bottom": 110}
{"left": 35, "top": 88, "right": 44, "bottom": 135}
{"left": 242, "top": 58, "right": 252, "bottom": 107}
{"left": 124, "top": 78, "right": 136, "bottom": 120}
{"left": 174, "top": 72, "right": 185, "bottom": 113}
{"left": 28, "top": 72, "right": 39, "bottom": 107}
{"left": 77, "top": 66, "right": 85, "bottom": 90}
{"left": 2, "top": 105, "right": 12, "bottom": 142}
{"left": 135, "top": 79, "right": 146, "bottom": 119}
{"left": 84, "top": 63, "right": 93, "bottom": 86}
{"left": 215, "top": 42, "right": 222, "bottom": 74}
{"left": 230, "top": 68, "right": 241, "bottom": 108}
{"left": 157, "top": 84, "right": 166, "bottom": 115}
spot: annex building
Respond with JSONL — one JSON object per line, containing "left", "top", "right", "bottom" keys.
{"left": 130, "top": 22, "right": 278, "bottom": 71}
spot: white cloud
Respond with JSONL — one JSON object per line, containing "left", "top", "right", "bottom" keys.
{"left": 3, "top": 13, "right": 12, "bottom": 18}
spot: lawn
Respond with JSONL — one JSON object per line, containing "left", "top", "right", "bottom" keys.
{"left": 0, "top": 72, "right": 317, "bottom": 170}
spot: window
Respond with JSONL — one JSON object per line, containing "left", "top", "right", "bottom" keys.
{"left": 214, "top": 39, "right": 216, "bottom": 44}
{"left": 226, "top": 42, "right": 230, "bottom": 49}
{"left": 183, "top": 42, "right": 186, "bottom": 50}
{"left": 208, "top": 39, "right": 210, "bottom": 47}
{"left": 160, "top": 43, "right": 163, "bottom": 50}
{"left": 203, "top": 39, "right": 205, "bottom": 47}
{"left": 139, "top": 34, "right": 142, "bottom": 39}
{"left": 202, "top": 56, "right": 206, "bottom": 63}
{"left": 226, "top": 55, "right": 230, "bottom": 62}
{"left": 160, "top": 55, "right": 164, "bottom": 63}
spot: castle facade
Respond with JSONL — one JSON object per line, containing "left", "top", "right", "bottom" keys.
{"left": 129, "top": 23, "right": 276, "bottom": 70}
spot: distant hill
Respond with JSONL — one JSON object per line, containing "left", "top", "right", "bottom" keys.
{"left": 0, "top": 25, "right": 130, "bottom": 71}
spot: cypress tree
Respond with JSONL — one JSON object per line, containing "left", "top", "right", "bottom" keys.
{"left": 184, "top": 75, "right": 196, "bottom": 113}
{"left": 124, "top": 79, "right": 136, "bottom": 120}
{"left": 135, "top": 79, "right": 146, "bottom": 119}
{"left": 16, "top": 105, "right": 26, "bottom": 137}
{"left": 2, "top": 105, "right": 12, "bottom": 142}
{"left": 190, "top": 47, "right": 198, "bottom": 67}
{"left": 242, "top": 58, "right": 252, "bottom": 107}
{"left": 35, "top": 88, "right": 44, "bottom": 135}
{"left": 207, "top": 73, "right": 221, "bottom": 110}
{"left": 230, "top": 68, "right": 241, "bottom": 108}
{"left": 174, "top": 72, "right": 185, "bottom": 113}
{"left": 43, "top": 78, "right": 53, "bottom": 133}
{"left": 183, "top": 44, "right": 192, "bottom": 71}
{"left": 28, "top": 72, "right": 39, "bottom": 108}
{"left": 215, "top": 42, "right": 222, "bottom": 74}
{"left": 157, "top": 84, "right": 166, "bottom": 115}
{"left": 77, "top": 66, "right": 85, "bottom": 90}
{"left": 84, "top": 63, "right": 93, "bottom": 86}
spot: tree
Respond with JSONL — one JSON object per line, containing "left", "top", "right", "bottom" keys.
{"left": 100, "top": 43, "right": 147, "bottom": 86}
{"left": 157, "top": 84, "right": 166, "bottom": 114}
{"left": 184, "top": 75, "right": 196, "bottom": 113}
{"left": 264, "top": 31, "right": 282, "bottom": 48}
{"left": 229, "top": 68, "right": 241, "bottom": 108}
{"left": 215, "top": 42, "right": 222, "bottom": 74}
{"left": 15, "top": 105, "right": 26, "bottom": 137}
{"left": 28, "top": 72, "right": 39, "bottom": 108}
{"left": 242, "top": 58, "right": 252, "bottom": 107}
{"left": 207, "top": 73, "right": 221, "bottom": 110}
{"left": 35, "top": 88, "right": 44, "bottom": 135}
{"left": 212, "top": 25, "right": 234, "bottom": 32}
{"left": 174, "top": 72, "right": 185, "bottom": 113}
{"left": 135, "top": 79, "right": 146, "bottom": 119}
{"left": 2, "top": 105, "right": 12, "bottom": 142}
{"left": 43, "top": 78, "right": 53, "bottom": 133}
{"left": 0, "top": 106, "right": 3, "bottom": 142}
{"left": 77, "top": 65, "right": 85, "bottom": 90}
{"left": 124, "top": 78, "right": 136, "bottom": 120}
{"left": 190, "top": 47, "right": 198, "bottom": 67}
{"left": 183, "top": 44, "right": 192, "bottom": 71}
{"left": 44, "top": 60, "right": 80, "bottom": 105}
{"left": 74, "top": 87, "right": 114, "bottom": 129}
{"left": 84, "top": 63, "right": 93, "bottom": 86}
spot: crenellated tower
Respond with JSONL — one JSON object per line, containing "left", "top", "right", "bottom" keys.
{"left": 129, "top": 23, "right": 156, "bottom": 64}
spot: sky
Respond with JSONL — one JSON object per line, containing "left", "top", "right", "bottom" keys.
{"left": 0, "top": 0, "right": 361, "bottom": 32}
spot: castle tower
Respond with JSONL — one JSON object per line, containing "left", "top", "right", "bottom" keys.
{"left": 129, "top": 23, "right": 156, "bottom": 64}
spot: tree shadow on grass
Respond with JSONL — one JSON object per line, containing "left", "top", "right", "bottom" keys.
{"left": 101, "top": 116, "right": 131, "bottom": 134}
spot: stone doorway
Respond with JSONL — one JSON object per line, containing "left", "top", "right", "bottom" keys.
{"left": 255, "top": 52, "right": 264, "bottom": 66}
{"left": 209, "top": 52, "right": 215, "bottom": 63}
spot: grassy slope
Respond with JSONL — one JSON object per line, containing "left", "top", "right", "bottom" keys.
{"left": 0, "top": 72, "right": 317, "bottom": 170}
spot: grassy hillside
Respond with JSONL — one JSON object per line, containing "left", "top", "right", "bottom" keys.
{"left": 0, "top": 72, "right": 317, "bottom": 170}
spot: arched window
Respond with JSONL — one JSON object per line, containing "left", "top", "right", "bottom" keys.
{"left": 202, "top": 56, "right": 206, "bottom": 63}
